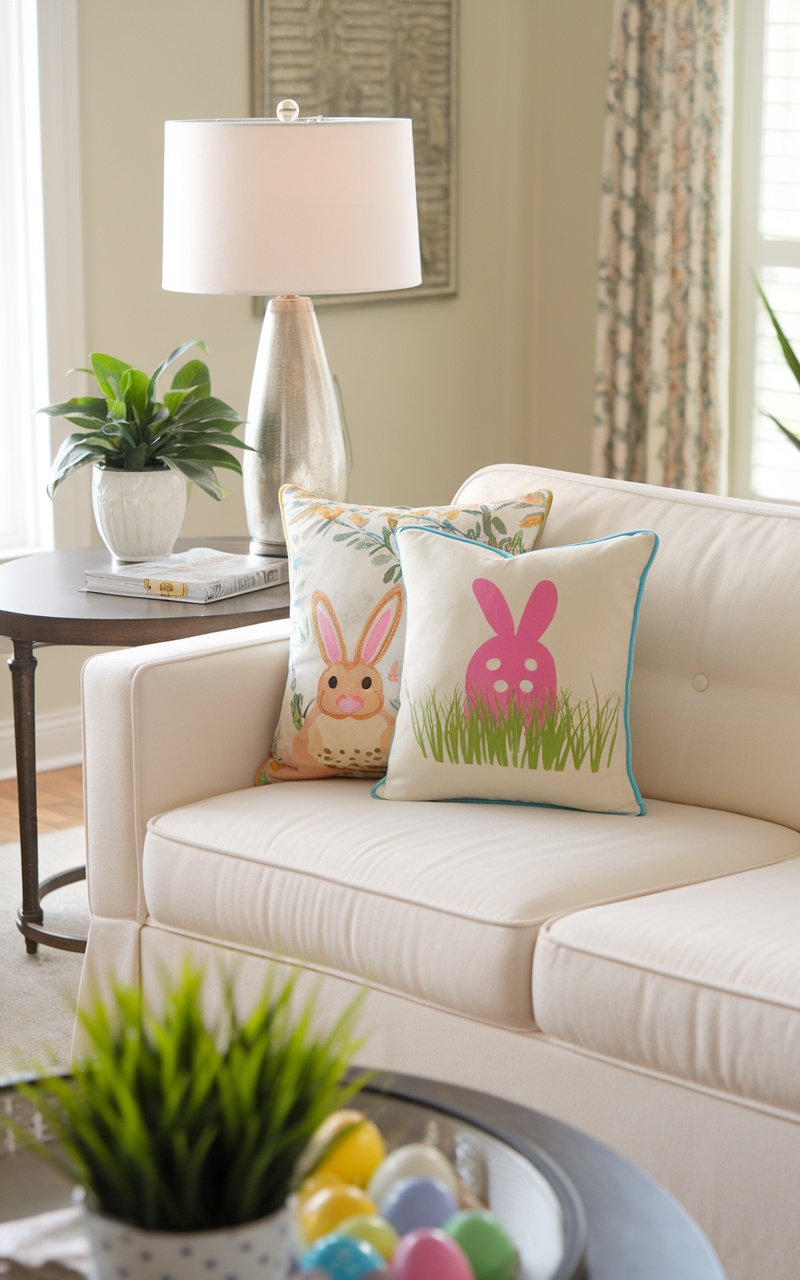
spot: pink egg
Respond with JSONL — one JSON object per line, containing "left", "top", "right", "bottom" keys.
{"left": 391, "top": 1228, "right": 475, "bottom": 1280}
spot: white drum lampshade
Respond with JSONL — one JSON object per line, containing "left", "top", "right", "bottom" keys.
{"left": 162, "top": 112, "right": 422, "bottom": 554}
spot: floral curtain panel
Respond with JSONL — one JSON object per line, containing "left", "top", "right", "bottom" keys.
{"left": 593, "top": 0, "right": 729, "bottom": 492}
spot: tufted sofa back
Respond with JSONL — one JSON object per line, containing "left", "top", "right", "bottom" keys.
{"left": 453, "top": 464, "right": 800, "bottom": 829}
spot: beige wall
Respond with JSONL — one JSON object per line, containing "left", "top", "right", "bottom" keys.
{"left": 0, "top": 0, "right": 614, "bottom": 762}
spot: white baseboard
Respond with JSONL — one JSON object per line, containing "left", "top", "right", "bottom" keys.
{"left": 0, "top": 706, "right": 82, "bottom": 781}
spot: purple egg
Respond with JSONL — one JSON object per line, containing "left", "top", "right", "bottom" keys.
{"left": 379, "top": 1176, "right": 460, "bottom": 1236}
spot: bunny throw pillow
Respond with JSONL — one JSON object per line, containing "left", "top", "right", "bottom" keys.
{"left": 373, "top": 524, "right": 658, "bottom": 815}
{"left": 256, "top": 484, "right": 553, "bottom": 784}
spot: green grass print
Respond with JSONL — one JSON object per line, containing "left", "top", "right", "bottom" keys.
{"left": 409, "top": 684, "right": 621, "bottom": 773}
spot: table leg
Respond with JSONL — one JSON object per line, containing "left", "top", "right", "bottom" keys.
{"left": 8, "top": 639, "right": 42, "bottom": 954}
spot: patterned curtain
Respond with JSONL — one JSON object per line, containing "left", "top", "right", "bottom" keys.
{"left": 593, "top": 0, "right": 729, "bottom": 491}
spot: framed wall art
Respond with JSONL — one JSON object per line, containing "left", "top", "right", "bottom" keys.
{"left": 251, "top": 0, "right": 458, "bottom": 306}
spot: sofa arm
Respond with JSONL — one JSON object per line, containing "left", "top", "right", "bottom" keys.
{"left": 81, "top": 618, "right": 290, "bottom": 923}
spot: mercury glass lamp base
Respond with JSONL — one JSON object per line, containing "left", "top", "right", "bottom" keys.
{"left": 243, "top": 295, "right": 349, "bottom": 555}
{"left": 249, "top": 536, "right": 287, "bottom": 557}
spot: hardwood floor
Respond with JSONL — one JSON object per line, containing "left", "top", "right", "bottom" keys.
{"left": 0, "top": 765, "right": 83, "bottom": 843}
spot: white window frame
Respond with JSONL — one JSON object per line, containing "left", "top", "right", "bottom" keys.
{"left": 0, "top": 0, "right": 93, "bottom": 563}
{"left": 729, "top": 0, "right": 800, "bottom": 503}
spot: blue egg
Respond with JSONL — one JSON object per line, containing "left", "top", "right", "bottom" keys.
{"left": 380, "top": 1176, "right": 460, "bottom": 1236}
{"left": 300, "top": 1231, "right": 387, "bottom": 1279}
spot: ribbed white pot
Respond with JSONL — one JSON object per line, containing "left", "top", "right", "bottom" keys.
{"left": 80, "top": 1197, "right": 299, "bottom": 1280}
{"left": 91, "top": 464, "right": 188, "bottom": 561}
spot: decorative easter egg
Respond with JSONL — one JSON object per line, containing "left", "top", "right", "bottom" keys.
{"left": 300, "top": 1184, "right": 378, "bottom": 1243}
{"left": 338, "top": 1213, "right": 399, "bottom": 1261}
{"left": 391, "top": 1228, "right": 475, "bottom": 1280}
{"left": 380, "top": 1176, "right": 460, "bottom": 1236}
{"left": 300, "top": 1232, "right": 387, "bottom": 1279}
{"left": 296, "top": 1170, "right": 346, "bottom": 1206}
{"left": 443, "top": 1210, "right": 518, "bottom": 1280}
{"left": 309, "top": 1109, "right": 387, "bottom": 1187}
{"left": 367, "top": 1142, "right": 459, "bottom": 1206}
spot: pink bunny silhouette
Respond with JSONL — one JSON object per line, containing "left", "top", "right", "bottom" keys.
{"left": 465, "top": 577, "right": 558, "bottom": 725}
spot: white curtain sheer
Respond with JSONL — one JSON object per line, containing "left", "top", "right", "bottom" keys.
{"left": 0, "top": 1, "right": 51, "bottom": 554}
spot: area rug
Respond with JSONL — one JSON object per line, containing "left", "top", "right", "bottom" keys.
{"left": 0, "top": 828, "right": 88, "bottom": 1078}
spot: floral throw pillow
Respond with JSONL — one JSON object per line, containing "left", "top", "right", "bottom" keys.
{"left": 373, "top": 524, "right": 658, "bottom": 815}
{"left": 255, "top": 484, "right": 553, "bottom": 784}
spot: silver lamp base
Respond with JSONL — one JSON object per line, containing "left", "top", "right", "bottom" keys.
{"left": 243, "top": 295, "right": 350, "bottom": 556}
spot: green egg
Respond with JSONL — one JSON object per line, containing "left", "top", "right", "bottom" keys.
{"left": 338, "top": 1212, "right": 400, "bottom": 1262}
{"left": 443, "top": 1209, "right": 519, "bottom": 1280}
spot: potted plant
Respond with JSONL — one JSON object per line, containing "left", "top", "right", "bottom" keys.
{"left": 7, "top": 963, "right": 367, "bottom": 1280}
{"left": 38, "top": 341, "right": 252, "bottom": 560}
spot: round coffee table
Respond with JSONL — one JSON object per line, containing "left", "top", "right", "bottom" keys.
{"left": 0, "top": 1070, "right": 727, "bottom": 1279}
{"left": 0, "top": 537, "right": 289, "bottom": 955}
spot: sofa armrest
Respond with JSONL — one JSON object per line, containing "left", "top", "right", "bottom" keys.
{"left": 81, "top": 618, "right": 290, "bottom": 923}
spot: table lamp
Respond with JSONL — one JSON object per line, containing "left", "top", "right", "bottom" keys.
{"left": 162, "top": 102, "right": 422, "bottom": 555}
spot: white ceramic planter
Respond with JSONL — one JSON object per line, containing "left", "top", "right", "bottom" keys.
{"left": 80, "top": 1196, "right": 300, "bottom": 1280}
{"left": 91, "top": 464, "right": 188, "bottom": 561}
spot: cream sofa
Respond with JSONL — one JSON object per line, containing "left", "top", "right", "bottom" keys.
{"left": 78, "top": 464, "right": 800, "bottom": 1280}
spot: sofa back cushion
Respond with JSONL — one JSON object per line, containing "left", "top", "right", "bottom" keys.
{"left": 454, "top": 464, "right": 800, "bottom": 830}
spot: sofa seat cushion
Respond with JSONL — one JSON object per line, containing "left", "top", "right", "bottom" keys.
{"left": 143, "top": 781, "right": 800, "bottom": 1032}
{"left": 533, "top": 857, "right": 800, "bottom": 1115}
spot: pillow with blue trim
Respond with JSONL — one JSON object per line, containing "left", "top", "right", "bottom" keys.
{"left": 374, "top": 525, "right": 658, "bottom": 815}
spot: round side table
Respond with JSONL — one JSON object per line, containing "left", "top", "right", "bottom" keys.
{"left": 0, "top": 538, "right": 289, "bottom": 955}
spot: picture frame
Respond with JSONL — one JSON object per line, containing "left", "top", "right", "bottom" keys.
{"left": 251, "top": 0, "right": 458, "bottom": 308}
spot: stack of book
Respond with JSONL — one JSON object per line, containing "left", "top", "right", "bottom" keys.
{"left": 84, "top": 548, "right": 289, "bottom": 603}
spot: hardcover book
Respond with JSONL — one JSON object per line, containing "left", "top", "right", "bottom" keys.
{"left": 84, "top": 548, "right": 289, "bottom": 603}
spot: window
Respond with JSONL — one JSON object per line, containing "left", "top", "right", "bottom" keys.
{"left": 0, "top": 0, "right": 91, "bottom": 559}
{"left": 732, "top": 0, "right": 800, "bottom": 501}
{"left": 0, "top": 1, "right": 51, "bottom": 554}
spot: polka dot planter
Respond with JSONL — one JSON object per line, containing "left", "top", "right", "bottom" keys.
{"left": 78, "top": 1195, "right": 300, "bottom": 1280}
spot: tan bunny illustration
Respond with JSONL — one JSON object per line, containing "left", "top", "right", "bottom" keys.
{"left": 275, "top": 585, "right": 404, "bottom": 779}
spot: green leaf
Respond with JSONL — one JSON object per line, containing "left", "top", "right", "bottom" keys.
{"left": 755, "top": 277, "right": 800, "bottom": 389}
{"left": 164, "top": 457, "right": 226, "bottom": 500}
{"left": 37, "top": 396, "right": 109, "bottom": 422}
{"left": 170, "top": 395, "right": 241, "bottom": 425}
{"left": 147, "top": 340, "right": 207, "bottom": 402}
{"left": 47, "top": 440, "right": 106, "bottom": 496}
{"left": 123, "top": 444, "right": 148, "bottom": 470}
{"left": 170, "top": 358, "right": 211, "bottom": 399}
{"left": 90, "top": 353, "right": 132, "bottom": 402}
{"left": 760, "top": 408, "right": 800, "bottom": 452}
{"left": 120, "top": 368, "right": 151, "bottom": 424}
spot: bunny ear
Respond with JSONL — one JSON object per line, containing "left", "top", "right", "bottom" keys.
{"left": 472, "top": 578, "right": 515, "bottom": 636}
{"left": 519, "top": 579, "right": 558, "bottom": 638}
{"left": 312, "top": 590, "right": 347, "bottom": 664}
{"left": 355, "top": 585, "right": 404, "bottom": 664}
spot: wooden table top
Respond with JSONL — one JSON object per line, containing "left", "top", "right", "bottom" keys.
{"left": 0, "top": 537, "right": 290, "bottom": 647}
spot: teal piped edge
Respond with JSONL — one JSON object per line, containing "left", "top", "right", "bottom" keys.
{"left": 371, "top": 524, "right": 661, "bottom": 817}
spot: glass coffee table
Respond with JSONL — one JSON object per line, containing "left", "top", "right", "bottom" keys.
{"left": 0, "top": 1070, "right": 726, "bottom": 1280}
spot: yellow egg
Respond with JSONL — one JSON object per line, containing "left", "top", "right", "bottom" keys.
{"left": 338, "top": 1213, "right": 400, "bottom": 1262}
{"left": 299, "top": 1184, "right": 378, "bottom": 1244}
{"left": 294, "top": 1171, "right": 345, "bottom": 1207}
{"left": 309, "top": 1109, "right": 387, "bottom": 1188}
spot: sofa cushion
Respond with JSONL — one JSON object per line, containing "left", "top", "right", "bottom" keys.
{"left": 533, "top": 857, "right": 800, "bottom": 1115}
{"left": 375, "top": 525, "right": 657, "bottom": 815}
{"left": 142, "top": 781, "right": 800, "bottom": 1033}
{"left": 258, "top": 485, "right": 552, "bottom": 785}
